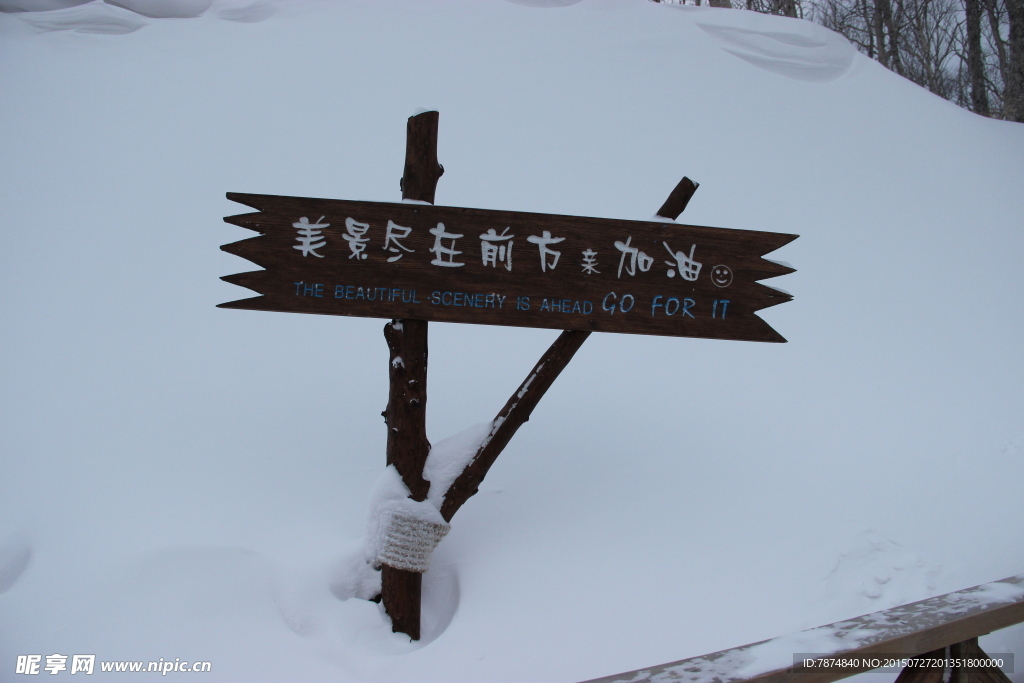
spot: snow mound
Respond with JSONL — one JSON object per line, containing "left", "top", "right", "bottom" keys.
{"left": 0, "top": 534, "right": 31, "bottom": 594}
{"left": 696, "top": 14, "right": 855, "bottom": 82}
{"left": 503, "top": 0, "right": 584, "bottom": 7}
{"left": 824, "top": 531, "right": 943, "bottom": 612}
{"left": 11, "top": 1, "right": 145, "bottom": 33}
{"left": 3, "top": 0, "right": 252, "bottom": 24}
{"left": 329, "top": 546, "right": 381, "bottom": 603}
{"left": 217, "top": 1, "right": 273, "bottom": 23}
{"left": 104, "top": 0, "right": 211, "bottom": 19}
{"left": 0, "top": 0, "right": 90, "bottom": 11}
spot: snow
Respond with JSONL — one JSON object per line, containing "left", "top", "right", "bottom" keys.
{"left": 103, "top": 0, "right": 212, "bottom": 19}
{"left": 5, "top": 1, "right": 145, "bottom": 33}
{"left": 0, "top": 533, "right": 32, "bottom": 594}
{"left": 599, "top": 574, "right": 1024, "bottom": 682}
{"left": 517, "top": 366, "right": 542, "bottom": 398}
{"left": 422, "top": 422, "right": 492, "bottom": 510}
{"left": 969, "top": 582, "right": 1024, "bottom": 605}
{"left": 732, "top": 627, "right": 878, "bottom": 679}
{"left": 1, "top": 0, "right": 1023, "bottom": 682}
{"left": 692, "top": 12, "right": 855, "bottom": 82}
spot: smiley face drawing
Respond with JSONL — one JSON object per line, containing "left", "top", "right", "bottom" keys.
{"left": 710, "top": 264, "right": 733, "bottom": 288}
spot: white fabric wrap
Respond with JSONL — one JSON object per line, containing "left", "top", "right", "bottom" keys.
{"left": 366, "top": 465, "right": 450, "bottom": 574}
{"left": 374, "top": 509, "right": 450, "bottom": 573}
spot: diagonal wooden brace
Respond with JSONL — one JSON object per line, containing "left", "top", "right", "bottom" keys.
{"left": 439, "top": 175, "right": 699, "bottom": 522}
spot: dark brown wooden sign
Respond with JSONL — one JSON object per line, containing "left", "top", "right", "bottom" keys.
{"left": 221, "top": 193, "right": 796, "bottom": 342}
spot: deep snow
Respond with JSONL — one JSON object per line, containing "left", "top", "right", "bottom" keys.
{"left": 1, "top": 1, "right": 1023, "bottom": 681}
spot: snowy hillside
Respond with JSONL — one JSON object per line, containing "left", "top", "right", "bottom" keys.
{"left": 1, "top": 1, "right": 1022, "bottom": 682}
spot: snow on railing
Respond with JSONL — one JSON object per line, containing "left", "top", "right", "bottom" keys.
{"left": 581, "top": 573, "right": 1024, "bottom": 683}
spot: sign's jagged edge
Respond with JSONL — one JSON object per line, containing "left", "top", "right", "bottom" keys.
{"left": 220, "top": 204, "right": 270, "bottom": 300}
{"left": 741, "top": 233, "right": 797, "bottom": 342}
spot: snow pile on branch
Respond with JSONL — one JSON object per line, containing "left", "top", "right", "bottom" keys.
{"left": 422, "top": 422, "right": 492, "bottom": 510}
{"left": 336, "top": 423, "right": 491, "bottom": 595}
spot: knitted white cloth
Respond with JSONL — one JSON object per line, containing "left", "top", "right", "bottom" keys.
{"left": 366, "top": 465, "right": 451, "bottom": 574}
{"left": 374, "top": 509, "right": 450, "bottom": 573}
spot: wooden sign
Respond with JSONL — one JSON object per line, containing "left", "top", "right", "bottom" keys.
{"left": 221, "top": 193, "right": 796, "bottom": 342}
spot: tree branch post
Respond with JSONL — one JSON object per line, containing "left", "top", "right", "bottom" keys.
{"left": 439, "top": 329, "right": 591, "bottom": 521}
{"left": 656, "top": 177, "right": 699, "bottom": 221}
{"left": 439, "top": 176, "right": 699, "bottom": 522}
{"left": 380, "top": 110, "right": 443, "bottom": 640}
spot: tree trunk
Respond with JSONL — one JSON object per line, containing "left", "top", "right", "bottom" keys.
{"left": 383, "top": 318, "right": 430, "bottom": 503}
{"left": 967, "top": 0, "right": 992, "bottom": 114}
{"left": 380, "top": 111, "right": 444, "bottom": 641}
{"left": 863, "top": 0, "right": 878, "bottom": 58}
{"left": 879, "top": 0, "right": 905, "bottom": 74}
{"left": 381, "top": 321, "right": 429, "bottom": 641}
{"left": 875, "top": 0, "right": 891, "bottom": 68}
{"left": 985, "top": 0, "right": 1010, "bottom": 104}
{"left": 1006, "top": 0, "right": 1024, "bottom": 120}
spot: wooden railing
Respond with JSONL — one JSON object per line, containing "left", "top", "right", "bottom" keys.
{"left": 581, "top": 573, "right": 1024, "bottom": 683}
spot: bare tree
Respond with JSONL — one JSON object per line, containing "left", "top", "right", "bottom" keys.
{"left": 984, "top": 0, "right": 1010, "bottom": 107}
{"left": 900, "top": 0, "right": 961, "bottom": 99}
{"left": 1007, "top": 0, "right": 1024, "bottom": 119}
{"left": 654, "top": 0, "right": 1024, "bottom": 121}
{"left": 966, "top": 0, "right": 992, "bottom": 112}
{"left": 808, "top": 0, "right": 1023, "bottom": 118}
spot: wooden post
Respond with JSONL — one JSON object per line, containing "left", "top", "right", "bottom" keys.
{"left": 894, "top": 639, "right": 1013, "bottom": 683}
{"left": 656, "top": 176, "right": 699, "bottom": 220}
{"left": 380, "top": 111, "right": 444, "bottom": 640}
{"left": 892, "top": 648, "right": 946, "bottom": 683}
{"left": 949, "top": 638, "right": 1013, "bottom": 683}
{"left": 399, "top": 110, "right": 444, "bottom": 204}
{"left": 380, "top": 115, "right": 695, "bottom": 636}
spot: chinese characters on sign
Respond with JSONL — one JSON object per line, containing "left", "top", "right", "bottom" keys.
{"left": 293, "top": 217, "right": 327, "bottom": 257}
{"left": 290, "top": 215, "right": 717, "bottom": 285}
{"left": 383, "top": 221, "right": 414, "bottom": 262}
{"left": 480, "top": 228, "right": 513, "bottom": 270}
